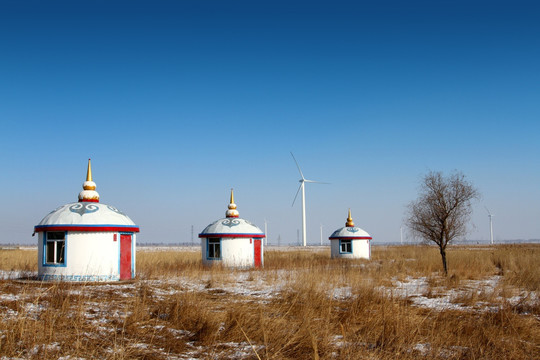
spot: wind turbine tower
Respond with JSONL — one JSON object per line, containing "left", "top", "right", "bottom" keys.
{"left": 290, "top": 152, "right": 328, "bottom": 247}
{"left": 485, "top": 207, "right": 494, "bottom": 245}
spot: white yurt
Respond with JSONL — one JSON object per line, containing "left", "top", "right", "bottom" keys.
{"left": 329, "top": 209, "right": 372, "bottom": 259}
{"left": 199, "top": 190, "right": 265, "bottom": 268}
{"left": 33, "top": 159, "right": 140, "bottom": 281}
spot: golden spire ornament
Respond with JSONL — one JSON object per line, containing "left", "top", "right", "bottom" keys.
{"left": 346, "top": 208, "right": 355, "bottom": 227}
{"left": 78, "top": 159, "right": 100, "bottom": 202}
{"left": 86, "top": 158, "right": 93, "bottom": 182}
{"left": 226, "top": 188, "right": 239, "bottom": 218}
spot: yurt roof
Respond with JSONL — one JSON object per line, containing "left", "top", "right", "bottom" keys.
{"left": 329, "top": 209, "right": 371, "bottom": 240}
{"left": 34, "top": 159, "right": 139, "bottom": 233}
{"left": 329, "top": 226, "right": 371, "bottom": 240}
{"left": 199, "top": 217, "right": 264, "bottom": 238}
{"left": 35, "top": 202, "right": 139, "bottom": 233}
{"left": 198, "top": 189, "right": 264, "bottom": 238}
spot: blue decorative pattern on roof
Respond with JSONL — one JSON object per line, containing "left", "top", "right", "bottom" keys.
{"left": 107, "top": 205, "right": 125, "bottom": 215}
{"left": 69, "top": 203, "right": 99, "bottom": 216}
{"left": 222, "top": 219, "right": 240, "bottom": 227}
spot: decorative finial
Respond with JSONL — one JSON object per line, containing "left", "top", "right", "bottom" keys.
{"left": 86, "top": 158, "right": 92, "bottom": 181}
{"left": 78, "top": 159, "right": 100, "bottom": 203}
{"left": 346, "top": 208, "right": 355, "bottom": 227}
{"left": 226, "top": 188, "right": 239, "bottom": 218}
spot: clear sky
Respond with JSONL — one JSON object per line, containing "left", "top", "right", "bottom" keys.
{"left": 1, "top": 0, "right": 539, "bottom": 245}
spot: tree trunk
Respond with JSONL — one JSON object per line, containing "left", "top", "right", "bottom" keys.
{"left": 440, "top": 247, "right": 448, "bottom": 276}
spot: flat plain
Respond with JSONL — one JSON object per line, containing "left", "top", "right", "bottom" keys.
{"left": 0, "top": 244, "right": 538, "bottom": 359}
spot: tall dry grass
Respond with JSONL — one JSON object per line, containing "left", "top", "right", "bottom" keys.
{"left": 0, "top": 244, "right": 538, "bottom": 359}
{"left": 491, "top": 245, "right": 540, "bottom": 291}
{"left": 0, "top": 249, "right": 36, "bottom": 273}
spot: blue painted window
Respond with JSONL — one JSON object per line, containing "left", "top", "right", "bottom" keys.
{"left": 339, "top": 239, "right": 352, "bottom": 254}
{"left": 207, "top": 238, "right": 221, "bottom": 260}
{"left": 44, "top": 232, "right": 66, "bottom": 266}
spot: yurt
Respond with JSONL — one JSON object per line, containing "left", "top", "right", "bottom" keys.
{"left": 199, "top": 190, "right": 265, "bottom": 268}
{"left": 33, "top": 160, "right": 140, "bottom": 281}
{"left": 329, "top": 209, "right": 372, "bottom": 259}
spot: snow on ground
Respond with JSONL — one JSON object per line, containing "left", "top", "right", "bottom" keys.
{"left": 377, "top": 275, "right": 537, "bottom": 312}
{"left": 28, "top": 343, "right": 61, "bottom": 356}
{"left": 1, "top": 268, "right": 536, "bottom": 314}
{"left": 0, "top": 270, "right": 36, "bottom": 280}
{"left": 331, "top": 286, "right": 353, "bottom": 300}
{"left": 1, "top": 258, "right": 537, "bottom": 359}
{"left": 0, "top": 293, "right": 19, "bottom": 302}
{"left": 410, "top": 343, "right": 470, "bottom": 358}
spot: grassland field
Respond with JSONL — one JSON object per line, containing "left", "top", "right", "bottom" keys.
{"left": 0, "top": 244, "right": 538, "bottom": 359}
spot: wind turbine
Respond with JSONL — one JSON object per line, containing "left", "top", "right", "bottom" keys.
{"left": 291, "top": 152, "right": 328, "bottom": 247}
{"left": 485, "top": 207, "right": 494, "bottom": 244}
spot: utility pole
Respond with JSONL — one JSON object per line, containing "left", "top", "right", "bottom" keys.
{"left": 191, "top": 225, "right": 194, "bottom": 247}
{"left": 320, "top": 224, "right": 323, "bottom": 246}
{"left": 489, "top": 214, "right": 494, "bottom": 244}
{"left": 264, "top": 219, "right": 268, "bottom": 246}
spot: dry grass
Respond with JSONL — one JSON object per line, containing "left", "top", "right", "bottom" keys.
{"left": 0, "top": 248, "right": 36, "bottom": 273}
{"left": 0, "top": 244, "right": 539, "bottom": 359}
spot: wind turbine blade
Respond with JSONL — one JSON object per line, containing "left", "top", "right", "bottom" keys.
{"left": 304, "top": 180, "right": 330, "bottom": 184}
{"left": 484, "top": 206, "right": 491, "bottom": 215}
{"left": 290, "top": 152, "right": 305, "bottom": 180}
{"left": 292, "top": 183, "right": 302, "bottom": 206}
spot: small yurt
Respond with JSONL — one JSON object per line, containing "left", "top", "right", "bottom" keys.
{"left": 33, "top": 159, "right": 140, "bottom": 281}
{"left": 329, "top": 209, "right": 372, "bottom": 259}
{"left": 199, "top": 190, "right": 265, "bottom": 268}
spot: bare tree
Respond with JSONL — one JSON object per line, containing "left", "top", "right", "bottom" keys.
{"left": 406, "top": 171, "right": 479, "bottom": 275}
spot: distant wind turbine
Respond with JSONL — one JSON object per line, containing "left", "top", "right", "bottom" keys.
{"left": 485, "top": 207, "right": 494, "bottom": 244}
{"left": 291, "top": 152, "right": 329, "bottom": 247}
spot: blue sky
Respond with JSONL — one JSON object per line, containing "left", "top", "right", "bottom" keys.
{"left": 1, "top": 0, "right": 539, "bottom": 245}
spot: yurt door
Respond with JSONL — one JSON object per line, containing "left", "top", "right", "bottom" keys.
{"left": 120, "top": 234, "right": 132, "bottom": 280}
{"left": 254, "top": 239, "right": 262, "bottom": 268}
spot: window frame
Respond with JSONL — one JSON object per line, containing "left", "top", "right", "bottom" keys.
{"left": 43, "top": 231, "right": 67, "bottom": 267}
{"left": 339, "top": 239, "right": 353, "bottom": 254}
{"left": 207, "top": 237, "right": 222, "bottom": 260}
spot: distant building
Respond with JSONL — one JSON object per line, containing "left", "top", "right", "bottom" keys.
{"left": 34, "top": 160, "right": 139, "bottom": 281}
{"left": 329, "top": 210, "right": 372, "bottom": 259}
{"left": 199, "top": 190, "right": 265, "bottom": 267}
